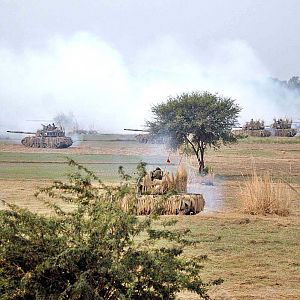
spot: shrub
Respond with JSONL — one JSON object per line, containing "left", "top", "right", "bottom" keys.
{"left": 0, "top": 159, "right": 221, "bottom": 299}
{"left": 240, "top": 170, "right": 291, "bottom": 216}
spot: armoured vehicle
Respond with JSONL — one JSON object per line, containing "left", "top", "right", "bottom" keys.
{"left": 132, "top": 166, "right": 205, "bottom": 215}
{"left": 7, "top": 124, "right": 73, "bottom": 148}
{"left": 232, "top": 119, "right": 271, "bottom": 137}
{"left": 135, "top": 133, "right": 167, "bottom": 144}
{"left": 124, "top": 128, "right": 167, "bottom": 144}
{"left": 271, "top": 118, "right": 297, "bottom": 137}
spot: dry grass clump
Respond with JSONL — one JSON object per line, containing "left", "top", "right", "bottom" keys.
{"left": 140, "top": 166, "right": 188, "bottom": 195}
{"left": 175, "top": 165, "right": 188, "bottom": 191}
{"left": 240, "top": 171, "right": 291, "bottom": 216}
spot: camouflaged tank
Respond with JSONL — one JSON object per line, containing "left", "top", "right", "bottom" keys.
{"left": 232, "top": 119, "right": 271, "bottom": 137}
{"left": 271, "top": 118, "right": 297, "bottom": 137}
{"left": 123, "top": 129, "right": 167, "bottom": 144}
{"left": 7, "top": 124, "right": 73, "bottom": 148}
{"left": 135, "top": 133, "right": 166, "bottom": 144}
{"left": 130, "top": 166, "right": 205, "bottom": 215}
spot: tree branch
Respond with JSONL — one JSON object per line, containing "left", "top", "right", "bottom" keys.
{"left": 184, "top": 135, "right": 198, "bottom": 156}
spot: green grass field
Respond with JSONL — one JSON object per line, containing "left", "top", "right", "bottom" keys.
{"left": 0, "top": 150, "right": 179, "bottom": 181}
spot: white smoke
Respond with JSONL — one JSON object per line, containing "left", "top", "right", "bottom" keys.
{"left": 0, "top": 32, "right": 299, "bottom": 132}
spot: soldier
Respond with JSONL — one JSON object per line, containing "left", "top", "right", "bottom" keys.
{"left": 150, "top": 167, "right": 163, "bottom": 180}
{"left": 176, "top": 199, "right": 195, "bottom": 215}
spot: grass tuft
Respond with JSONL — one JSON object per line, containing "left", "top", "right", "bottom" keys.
{"left": 240, "top": 170, "right": 291, "bottom": 216}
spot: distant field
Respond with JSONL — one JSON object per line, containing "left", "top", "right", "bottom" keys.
{"left": 0, "top": 152, "right": 177, "bottom": 181}
{"left": 0, "top": 135, "right": 179, "bottom": 181}
{"left": 0, "top": 135, "right": 300, "bottom": 299}
{"left": 1, "top": 135, "right": 299, "bottom": 181}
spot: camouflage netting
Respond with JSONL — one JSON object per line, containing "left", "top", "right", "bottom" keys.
{"left": 232, "top": 129, "right": 271, "bottom": 137}
{"left": 124, "top": 165, "right": 205, "bottom": 215}
{"left": 243, "top": 119, "right": 265, "bottom": 130}
{"left": 138, "top": 166, "right": 188, "bottom": 195}
{"left": 271, "top": 118, "right": 297, "bottom": 137}
{"left": 271, "top": 118, "right": 292, "bottom": 129}
{"left": 232, "top": 119, "right": 271, "bottom": 137}
{"left": 120, "top": 194, "right": 205, "bottom": 215}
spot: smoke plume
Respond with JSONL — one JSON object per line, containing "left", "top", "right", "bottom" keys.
{"left": 0, "top": 32, "right": 299, "bottom": 132}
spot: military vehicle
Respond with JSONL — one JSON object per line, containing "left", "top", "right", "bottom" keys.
{"left": 124, "top": 128, "right": 167, "bottom": 144}
{"left": 7, "top": 124, "right": 73, "bottom": 148}
{"left": 271, "top": 118, "right": 297, "bottom": 137}
{"left": 232, "top": 119, "right": 271, "bottom": 137}
{"left": 127, "top": 166, "right": 205, "bottom": 215}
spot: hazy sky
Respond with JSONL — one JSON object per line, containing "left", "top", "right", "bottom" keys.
{"left": 1, "top": 0, "right": 299, "bottom": 77}
{"left": 0, "top": 0, "right": 299, "bottom": 131}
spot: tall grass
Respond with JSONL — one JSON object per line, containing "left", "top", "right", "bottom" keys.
{"left": 240, "top": 171, "right": 291, "bottom": 216}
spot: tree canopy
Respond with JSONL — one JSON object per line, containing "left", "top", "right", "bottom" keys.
{"left": 147, "top": 91, "right": 241, "bottom": 172}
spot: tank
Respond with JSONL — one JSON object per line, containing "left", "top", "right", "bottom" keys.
{"left": 130, "top": 166, "right": 205, "bottom": 215}
{"left": 7, "top": 124, "right": 73, "bottom": 148}
{"left": 135, "top": 133, "right": 167, "bottom": 144}
{"left": 232, "top": 119, "right": 271, "bottom": 137}
{"left": 124, "top": 128, "right": 167, "bottom": 144}
{"left": 271, "top": 118, "right": 297, "bottom": 137}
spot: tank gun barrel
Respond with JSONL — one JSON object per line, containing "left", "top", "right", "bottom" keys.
{"left": 7, "top": 130, "right": 35, "bottom": 134}
{"left": 124, "top": 128, "right": 149, "bottom": 132}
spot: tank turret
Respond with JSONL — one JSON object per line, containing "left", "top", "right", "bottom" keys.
{"left": 271, "top": 118, "right": 297, "bottom": 137}
{"left": 7, "top": 123, "right": 73, "bottom": 148}
{"left": 235, "top": 119, "right": 271, "bottom": 137}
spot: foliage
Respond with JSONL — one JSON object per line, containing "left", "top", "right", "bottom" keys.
{"left": 118, "top": 165, "right": 132, "bottom": 181}
{"left": 118, "top": 161, "right": 147, "bottom": 182}
{"left": 147, "top": 91, "right": 241, "bottom": 172}
{"left": 0, "top": 159, "right": 221, "bottom": 299}
{"left": 135, "top": 161, "right": 147, "bottom": 179}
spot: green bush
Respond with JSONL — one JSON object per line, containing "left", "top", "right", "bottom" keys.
{"left": 0, "top": 159, "right": 221, "bottom": 299}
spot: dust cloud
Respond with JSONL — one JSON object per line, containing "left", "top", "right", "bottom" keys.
{"left": 0, "top": 32, "right": 299, "bottom": 133}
